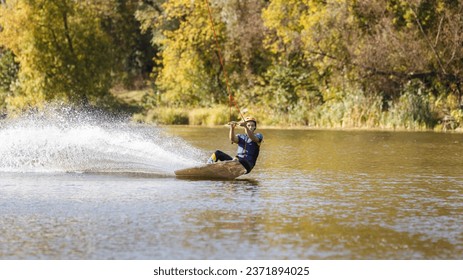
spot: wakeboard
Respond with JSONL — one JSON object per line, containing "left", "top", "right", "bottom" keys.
{"left": 174, "top": 160, "right": 247, "bottom": 180}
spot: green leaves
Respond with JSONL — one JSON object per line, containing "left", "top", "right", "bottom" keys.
{"left": 0, "top": 49, "right": 18, "bottom": 93}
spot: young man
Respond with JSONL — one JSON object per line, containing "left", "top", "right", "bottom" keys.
{"left": 207, "top": 116, "right": 263, "bottom": 174}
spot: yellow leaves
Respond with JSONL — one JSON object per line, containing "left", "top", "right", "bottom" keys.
{"left": 262, "top": 0, "right": 354, "bottom": 59}
{"left": 0, "top": 0, "right": 115, "bottom": 106}
{"left": 157, "top": 43, "right": 207, "bottom": 104}
{"left": 264, "top": 0, "right": 352, "bottom": 62}
{"left": 152, "top": 0, "right": 227, "bottom": 105}
{"left": 403, "top": 8, "right": 415, "bottom": 28}
{"left": 0, "top": 0, "right": 34, "bottom": 55}
{"left": 436, "top": 1, "right": 445, "bottom": 13}
{"left": 262, "top": 0, "right": 307, "bottom": 46}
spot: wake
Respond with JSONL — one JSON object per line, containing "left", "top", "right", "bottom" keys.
{"left": 0, "top": 107, "right": 204, "bottom": 175}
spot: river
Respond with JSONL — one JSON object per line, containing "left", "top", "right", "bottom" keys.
{"left": 1, "top": 114, "right": 462, "bottom": 259}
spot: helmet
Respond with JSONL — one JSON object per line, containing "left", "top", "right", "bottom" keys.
{"left": 244, "top": 116, "right": 257, "bottom": 123}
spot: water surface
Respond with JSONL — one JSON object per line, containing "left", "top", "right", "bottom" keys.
{"left": 1, "top": 117, "right": 462, "bottom": 259}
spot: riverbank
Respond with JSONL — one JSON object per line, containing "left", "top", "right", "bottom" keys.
{"left": 2, "top": 88, "right": 460, "bottom": 133}
{"left": 111, "top": 88, "right": 463, "bottom": 133}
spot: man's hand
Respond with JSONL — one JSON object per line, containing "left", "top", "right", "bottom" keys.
{"left": 228, "top": 121, "right": 238, "bottom": 127}
{"left": 229, "top": 121, "right": 239, "bottom": 143}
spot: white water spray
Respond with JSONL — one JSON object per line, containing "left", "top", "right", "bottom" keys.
{"left": 0, "top": 107, "right": 204, "bottom": 175}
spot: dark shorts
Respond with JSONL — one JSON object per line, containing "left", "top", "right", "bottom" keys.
{"left": 213, "top": 150, "right": 253, "bottom": 174}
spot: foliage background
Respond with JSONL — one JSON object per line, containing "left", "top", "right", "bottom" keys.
{"left": 1, "top": 0, "right": 462, "bottom": 130}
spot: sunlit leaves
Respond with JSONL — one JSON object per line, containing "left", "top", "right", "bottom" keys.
{"left": 0, "top": 0, "right": 114, "bottom": 109}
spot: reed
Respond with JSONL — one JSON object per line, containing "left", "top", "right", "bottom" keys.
{"left": 130, "top": 88, "right": 462, "bottom": 131}
{"left": 135, "top": 107, "right": 188, "bottom": 124}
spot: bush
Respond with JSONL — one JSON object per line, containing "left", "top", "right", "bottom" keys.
{"left": 139, "top": 107, "right": 188, "bottom": 124}
{"left": 384, "top": 82, "right": 436, "bottom": 130}
{"left": 189, "top": 106, "right": 238, "bottom": 126}
{"left": 133, "top": 105, "right": 238, "bottom": 125}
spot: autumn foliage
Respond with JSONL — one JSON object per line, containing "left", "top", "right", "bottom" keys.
{"left": 1, "top": 0, "right": 462, "bottom": 129}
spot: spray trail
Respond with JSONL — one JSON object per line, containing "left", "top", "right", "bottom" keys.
{"left": 0, "top": 107, "right": 204, "bottom": 175}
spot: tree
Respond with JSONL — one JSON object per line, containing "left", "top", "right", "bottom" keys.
{"left": 347, "top": 0, "right": 463, "bottom": 100}
{"left": 0, "top": 0, "right": 115, "bottom": 109}
{"left": 263, "top": 0, "right": 463, "bottom": 107}
{"left": 260, "top": 0, "right": 342, "bottom": 118}
{"left": 97, "top": 0, "right": 156, "bottom": 89}
{"left": 136, "top": 0, "right": 270, "bottom": 107}
{"left": 135, "top": 0, "right": 223, "bottom": 106}
{"left": 0, "top": 48, "right": 19, "bottom": 94}
{"left": 216, "top": 0, "right": 270, "bottom": 87}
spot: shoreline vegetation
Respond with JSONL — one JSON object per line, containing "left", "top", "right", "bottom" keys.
{"left": 1, "top": 1, "right": 463, "bottom": 133}
{"left": 115, "top": 88, "right": 463, "bottom": 133}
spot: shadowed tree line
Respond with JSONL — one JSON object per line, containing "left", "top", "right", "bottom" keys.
{"left": 1, "top": 0, "right": 462, "bottom": 129}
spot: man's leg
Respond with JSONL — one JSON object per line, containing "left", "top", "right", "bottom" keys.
{"left": 207, "top": 150, "right": 233, "bottom": 163}
{"left": 238, "top": 158, "right": 252, "bottom": 174}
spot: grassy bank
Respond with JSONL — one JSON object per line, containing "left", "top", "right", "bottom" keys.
{"left": 116, "top": 88, "right": 463, "bottom": 132}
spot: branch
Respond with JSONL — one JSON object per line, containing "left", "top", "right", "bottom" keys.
{"left": 306, "top": 49, "right": 442, "bottom": 82}
{"left": 407, "top": 4, "right": 447, "bottom": 75}
{"left": 62, "top": 10, "right": 75, "bottom": 56}
{"left": 434, "top": 15, "right": 444, "bottom": 47}
{"left": 447, "top": 5, "right": 463, "bottom": 66}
